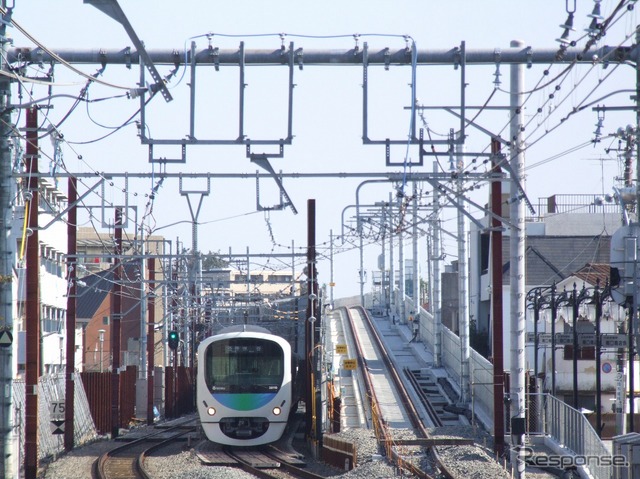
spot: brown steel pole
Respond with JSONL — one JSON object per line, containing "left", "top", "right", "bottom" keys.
{"left": 490, "top": 138, "right": 505, "bottom": 455}
{"left": 111, "top": 208, "right": 123, "bottom": 438}
{"left": 24, "top": 107, "right": 40, "bottom": 479}
{"left": 64, "top": 176, "right": 77, "bottom": 451}
{"left": 147, "top": 257, "right": 155, "bottom": 425}
{"left": 305, "top": 199, "right": 317, "bottom": 439}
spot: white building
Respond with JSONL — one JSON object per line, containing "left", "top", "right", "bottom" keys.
{"left": 14, "top": 179, "right": 83, "bottom": 377}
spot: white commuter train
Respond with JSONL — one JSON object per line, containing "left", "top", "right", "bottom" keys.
{"left": 196, "top": 325, "right": 294, "bottom": 446}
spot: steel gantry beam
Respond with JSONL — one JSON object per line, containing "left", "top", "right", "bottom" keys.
{"left": 9, "top": 45, "right": 635, "bottom": 66}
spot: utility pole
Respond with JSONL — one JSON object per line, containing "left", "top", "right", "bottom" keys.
{"left": 329, "top": 230, "right": 334, "bottom": 309}
{"left": 147, "top": 257, "right": 155, "bottom": 425}
{"left": 137, "top": 232, "right": 147, "bottom": 420}
{"left": 381, "top": 202, "right": 386, "bottom": 313}
{"left": 388, "top": 193, "right": 395, "bottom": 319}
{"left": 398, "top": 199, "right": 405, "bottom": 322}
{"left": 412, "top": 181, "right": 420, "bottom": 323}
{"left": 65, "top": 177, "right": 78, "bottom": 451}
{"left": 432, "top": 161, "right": 442, "bottom": 368}
{"left": 456, "top": 136, "right": 470, "bottom": 405}
{"left": 306, "top": 199, "right": 318, "bottom": 441}
{"left": 358, "top": 219, "right": 365, "bottom": 307}
{"left": 0, "top": 3, "right": 14, "bottom": 478}
{"left": 509, "top": 39, "right": 527, "bottom": 479}
{"left": 25, "top": 107, "right": 40, "bottom": 479}
{"left": 111, "top": 208, "right": 123, "bottom": 439}
{"left": 632, "top": 26, "right": 640, "bottom": 435}
{"left": 490, "top": 139, "right": 505, "bottom": 455}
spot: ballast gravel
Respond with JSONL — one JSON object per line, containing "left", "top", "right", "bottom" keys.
{"left": 39, "top": 423, "right": 561, "bottom": 479}
{"left": 38, "top": 425, "right": 397, "bottom": 479}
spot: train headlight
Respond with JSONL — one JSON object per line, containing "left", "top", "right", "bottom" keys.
{"left": 207, "top": 406, "right": 216, "bottom": 416}
{"left": 272, "top": 406, "right": 282, "bottom": 416}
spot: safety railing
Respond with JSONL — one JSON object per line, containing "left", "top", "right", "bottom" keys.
{"left": 527, "top": 393, "right": 612, "bottom": 479}
{"left": 374, "top": 291, "right": 612, "bottom": 479}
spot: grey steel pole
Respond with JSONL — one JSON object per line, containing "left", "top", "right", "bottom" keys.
{"left": 509, "top": 39, "right": 527, "bottom": 479}
{"left": 594, "top": 283, "right": 603, "bottom": 437}
{"left": 329, "top": 230, "right": 334, "bottom": 309}
{"left": 291, "top": 240, "right": 295, "bottom": 296}
{"left": 246, "top": 246, "right": 250, "bottom": 296}
{"left": 398, "top": 206, "right": 405, "bottom": 322}
{"left": 0, "top": 4, "right": 14, "bottom": 477}
{"left": 433, "top": 161, "right": 442, "bottom": 367}
{"left": 389, "top": 193, "right": 395, "bottom": 319}
{"left": 551, "top": 284, "right": 557, "bottom": 398}
{"left": 359, "top": 224, "right": 365, "bottom": 307}
{"left": 412, "top": 181, "right": 420, "bottom": 323}
{"left": 456, "top": 139, "right": 470, "bottom": 404}
{"left": 632, "top": 27, "right": 640, "bottom": 434}
{"left": 381, "top": 206, "right": 386, "bottom": 312}
{"left": 572, "top": 284, "right": 579, "bottom": 410}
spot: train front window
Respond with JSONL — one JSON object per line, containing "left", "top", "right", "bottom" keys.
{"left": 205, "top": 338, "right": 284, "bottom": 393}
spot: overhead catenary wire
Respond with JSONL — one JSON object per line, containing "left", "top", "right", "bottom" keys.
{"left": 4, "top": 1, "right": 637, "bottom": 314}
{"left": 0, "top": 5, "right": 138, "bottom": 91}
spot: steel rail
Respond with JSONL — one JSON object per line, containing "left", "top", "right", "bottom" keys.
{"left": 223, "top": 448, "right": 282, "bottom": 479}
{"left": 95, "top": 420, "right": 196, "bottom": 479}
{"left": 343, "top": 306, "right": 434, "bottom": 479}
{"left": 262, "top": 449, "right": 327, "bottom": 479}
{"left": 346, "top": 305, "right": 462, "bottom": 479}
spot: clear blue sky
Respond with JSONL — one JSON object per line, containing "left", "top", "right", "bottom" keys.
{"left": 10, "top": 1, "right": 638, "bottom": 298}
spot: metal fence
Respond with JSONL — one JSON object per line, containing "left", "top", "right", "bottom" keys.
{"left": 374, "top": 290, "right": 613, "bottom": 477}
{"left": 527, "top": 393, "right": 612, "bottom": 479}
{"left": 391, "top": 293, "right": 495, "bottom": 423}
{"left": 13, "top": 373, "right": 98, "bottom": 466}
{"left": 469, "top": 349, "right": 495, "bottom": 426}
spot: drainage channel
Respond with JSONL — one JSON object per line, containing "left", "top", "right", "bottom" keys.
{"left": 406, "top": 368, "right": 466, "bottom": 427}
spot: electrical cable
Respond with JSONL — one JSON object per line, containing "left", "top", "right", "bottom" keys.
{"left": 1, "top": 5, "right": 137, "bottom": 91}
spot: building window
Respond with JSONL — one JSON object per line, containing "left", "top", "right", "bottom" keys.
{"left": 269, "top": 275, "right": 292, "bottom": 283}
{"left": 103, "top": 316, "right": 109, "bottom": 326}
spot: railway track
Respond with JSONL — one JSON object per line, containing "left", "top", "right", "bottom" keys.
{"left": 196, "top": 444, "right": 327, "bottom": 479}
{"left": 345, "top": 306, "right": 436, "bottom": 478}
{"left": 95, "top": 420, "right": 197, "bottom": 479}
{"left": 344, "top": 305, "right": 508, "bottom": 479}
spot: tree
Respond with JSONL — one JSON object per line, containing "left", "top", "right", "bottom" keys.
{"left": 202, "top": 250, "right": 229, "bottom": 269}
{"left": 180, "top": 248, "right": 229, "bottom": 270}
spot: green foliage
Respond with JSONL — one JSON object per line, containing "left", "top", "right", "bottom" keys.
{"left": 180, "top": 248, "right": 229, "bottom": 270}
{"left": 202, "top": 251, "right": 229, "bottom": 269}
